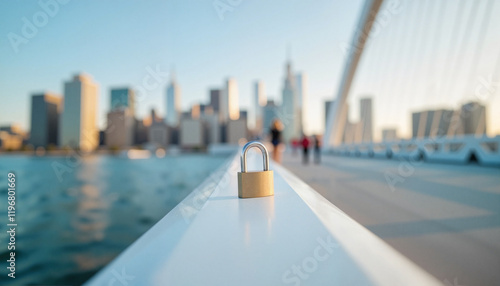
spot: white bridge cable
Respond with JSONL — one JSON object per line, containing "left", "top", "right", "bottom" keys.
{"left": 439, "top": 0, "right": 467, "bottom": 103}
{"left": 407, "top": 0, "right": 433, "bottom": 110}
{"left": 444, "top": 0, "right": 480, "bottom": 103}
{"left": 464, "top": 0, "right": 496, "bottom": 100}
{"left": 445, "top": 0, "right": 481, "bottom": 136}
{"left": 359, "top": 1, "right": 393, "bottom": 143}
{"left": 389, "top": 0, "right": 422, "bottom": 138}
{"left": 377, "top": 0, "right": 408, "bottom": 136}
{"left": 425, "top": 0, "right": 448, "bottom": 138}
{"left": 423, "top": 0, "right": 447, "bottom": 105}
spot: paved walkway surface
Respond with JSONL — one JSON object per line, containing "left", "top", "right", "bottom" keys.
{"left": 282, "top": 152, "right": 500, "bottom": 286}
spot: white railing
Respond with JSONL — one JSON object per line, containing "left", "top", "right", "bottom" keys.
{"left": 328, "top": 135, "right": 500, "bottom": 166}
{"left": 85, "top": 151, "right": 441, "bottom": 286}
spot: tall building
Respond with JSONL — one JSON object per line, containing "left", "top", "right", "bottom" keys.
{"left": 227, "top": 118, "right": 248, "bottom": 145}
{"left": 191, "top": 104, "right": 201, "bottom": 120}
{"left": 281, "top": 58, "right": 300, "bottom": 142}
{"left": 59, "top": 73, "right": 99, "bottom": 151}
{"left": 295, "top": 73, "right": 307, "bottom": 136}
{"left": 106, "top": 109, "right": 134, "bottom": 148}
{"left": 253, "top": 81, "right": 266, "bottom": 131}
{"left": 344, "top": 121, "right": 360, "bottom": 144}
{"left": 110, "top": 87, "right": 135, "bottom": 116}
{"left": 324, "top": 100, "right": 333, "bottom": 130}
{"left": 149, "top": 121, "right": 168, "bottom": 147}
{"left": 30, "top": 93, "right": 61, "bottom": 148}
{"left": 201, "top": 113, "right": 220, "bottom": 145}
{"left": 460, "top": 102, "right": 487, "bottom": 135}
{"left": 107, "top": 88, "right": 135, "bottom": 148}
{"left": 239, "top": 110, "right": 248, "bottom": 120}
{"left": 222, "top": 78, "right": 239, "bottom": 122}
{"left": 134, "top": 118, "right": 149, "bottom": 145}
{"left": 412, "top": 109, "right": 454, "bottom": 138}
{"left": 165, "top": 73, "right": 181, "bottom": 126}
{"left": 180, "top": 118, "right": 204, "bottom": 148}
{"left": 359, "top": 98, "right": 373, "bottom": 142}
{"left": 210, "top": 89, "right": 223, "bottom": 114}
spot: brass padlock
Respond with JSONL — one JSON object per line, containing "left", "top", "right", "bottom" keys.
{"left": 238, "top": 141, "right": 274, "bottom": 198}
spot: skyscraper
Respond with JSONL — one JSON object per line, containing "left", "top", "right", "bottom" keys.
{"left": 460, "top": 102, "right": 487, "bottom": 135}
{"left": 201, "top": 112, "right": 220, "bottom": 145}
{"left": 253, "top": 81, "right": 266, "bottom": 132}
{"left": 224, "top": 78, "right": 239, "bottom": 121}
{"left": 210, "top": 89, "right": 222, "bottom": 113}
{"left": 106, "top": 109, "right": 134, "bottom": 147}
{"left": 110, "top": 87, "right": 135, "bottom": 116}
{"left": 359, "top": 97, "right": 373, "bottom": 142}
{"left": 412, "top": 109, "right": 454, "bottom": 138}
{"left": 59, "top": 73, "right": 99, "bottom": 151}
{"left": 30, "top": 93, "right": 61, "bottom": 148}
{"left": 324, "top": 100, "right": 333, "bottom": 130}
{"left": 295, "top": 73, "right": 307, "bottom": 136}
{"left": 281, "top": 59, "right": 299, "bottom": 142}
{"left": 166, "top": 73, "right": 181, "bottom": 126}
{"left": 107, "top": 87, "right": 135, "bottom": 148}
{"left": 149, "top": 121, "right": 168, "bottom": 147}
{"left": 227, "top": 118, "right": 248, "bottom": 145}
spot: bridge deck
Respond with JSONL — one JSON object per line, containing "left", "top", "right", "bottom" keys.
{"left": 282, "top": 152, "right": 500, "bottom": 286}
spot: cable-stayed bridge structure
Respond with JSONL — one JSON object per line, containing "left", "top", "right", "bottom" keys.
{"left": 324, "top": 0, "right": 500, "bottom": 166}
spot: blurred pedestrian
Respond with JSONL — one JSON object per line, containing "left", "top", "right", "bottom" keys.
{"left": 313, "top": 135, "right": 321, "bottom": 164}
{"left": 291, "top": 138, "right": 299, "bottom": 156}
{"left": 270, "top": 119, "right": 283, "bottom": 163}
{"left": 301, "top": 134, "right": 310, "bottom": 165}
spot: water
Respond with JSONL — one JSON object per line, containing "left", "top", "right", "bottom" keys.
{"left": 0, "top": 153, "right": 229, "bottom": 285}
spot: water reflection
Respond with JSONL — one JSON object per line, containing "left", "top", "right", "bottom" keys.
{"left": 0, "top": 154, "right": 228, "bottom": 285}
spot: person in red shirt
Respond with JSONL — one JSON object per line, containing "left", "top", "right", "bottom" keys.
{"left": 301, "top": 135, "right": 310, "bottom": 165}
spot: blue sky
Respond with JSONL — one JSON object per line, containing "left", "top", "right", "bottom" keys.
{"left": 1, "top": 0, "right": 499, "bottom": 139}
{"left": 0, "top": 0, "right": 362, "bottom": 135}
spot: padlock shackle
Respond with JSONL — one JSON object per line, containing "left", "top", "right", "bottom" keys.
{"left": 240, "top": 141, "right": 270, "bottom": 172}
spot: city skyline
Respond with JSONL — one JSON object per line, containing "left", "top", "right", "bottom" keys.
{"left": 2, "top": 65, "right": 494, "bottom": 152}
{"left": 1, "top": 0, "right": 500, "bottom": 141}
{"left": 0, "top": 0, "right": 364, "bottom": 136}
